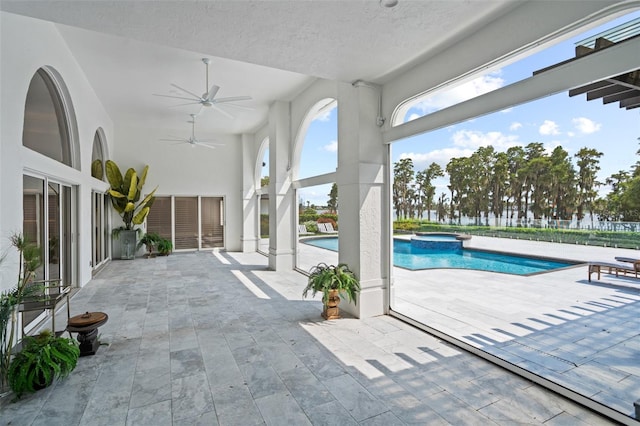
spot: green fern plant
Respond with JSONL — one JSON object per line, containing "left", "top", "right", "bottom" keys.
{"left": 302, "top": 263, "right": 360, "bottom": 308}
{"left": 8, "top": 329, "right": 79, "bottom": 399}
{"left": 156, "top": 238, "right": 173, "bottom": 256}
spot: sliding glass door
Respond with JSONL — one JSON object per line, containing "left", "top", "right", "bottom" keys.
{"left": 22, "top": 175, "right": 73, "bottom": 332}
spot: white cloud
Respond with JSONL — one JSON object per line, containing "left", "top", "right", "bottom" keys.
{"left": 509, "top": 122, "right": 522, "bottom": 131}
{"left": 500, "top": 108, "right": 513, "bottom": 114}
{"left": 572, "top": 117, "right": 601, "bottom": 134}
{"left": 398, "top": 148, "right": 474, "bottom": 171}
{"left": 567, "top": 131, "right": 575, "bottom": 137}
{"left": 406, "top": 113, "right": 422, "bottom": 122}
{"left": 313, "top": 109, "right": 332, "bottom": 122}
{"left": 397, "top": 129, "right": 524, "bottom": 172}
{"left": 410, "top": 71, "right": 505, "bottom": 115}
{"left": 539, "top": 120, "right": 560, "bottom": 136}
{"left": 451, "top": 130, "right": 520, "bottom": 150}
{"left": 322, "top": 140, "right": 338, "bottom": 152}
{"left": 542, "top": 141, "right": 564, "bottom": 155}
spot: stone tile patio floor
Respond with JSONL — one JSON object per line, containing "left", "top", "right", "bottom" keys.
{"left": 1, "top": 250, "right": 616, "bottom": 425}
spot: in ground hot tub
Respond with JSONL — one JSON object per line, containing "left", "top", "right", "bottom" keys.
{"left": 411, "top": 233, "right": 469, "bottom": 251}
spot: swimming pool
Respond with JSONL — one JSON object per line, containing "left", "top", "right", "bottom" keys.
{"left": 301, "top": 237, "right": 575, "bottom": 275}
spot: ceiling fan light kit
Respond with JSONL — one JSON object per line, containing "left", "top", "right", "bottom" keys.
{"left": 153, "top": 57, "right": 252, "bottom": 115}
{"left": 159, "top": 113, "right": 224, "bottom": 150}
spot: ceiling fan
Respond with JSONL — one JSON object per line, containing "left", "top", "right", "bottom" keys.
{"left": 154, "top": 58, "right": 252, "bottom": 119}
{"left": 159, "top": 114, "right": 224, "bottom": 150}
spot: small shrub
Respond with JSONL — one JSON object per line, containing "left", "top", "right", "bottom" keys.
{"left": 299, "top": 213, "right": 319, "bottom": 223}
{"left": 303, "top": 221, "right": 318, "bottom": 233}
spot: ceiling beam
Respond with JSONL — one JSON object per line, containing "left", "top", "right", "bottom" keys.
{"left": 603, "top": 89, "right": 640, "bottom": 104}
{"left": 620, "top": 95, "right": 640, "bottom": 109}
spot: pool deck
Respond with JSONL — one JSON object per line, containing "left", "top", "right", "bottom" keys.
{"left": 2, "top": 237, "right": 636, "bottom": 424}
{"left": 298, "top": 235, "right": 640, "bottom": 419}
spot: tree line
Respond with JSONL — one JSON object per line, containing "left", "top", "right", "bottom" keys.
{"left": 393, "top": 142, "right": 640, "bottom": 224}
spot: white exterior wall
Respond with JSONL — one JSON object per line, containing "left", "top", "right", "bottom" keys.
{"left": 0, "top": 12, "right": 114, "bottom": 291}
{"left": 113, "top": 125, "right": 244, "bottom": 252}
{"left": 0, "top": 11, "right": 247, "bottom": 296}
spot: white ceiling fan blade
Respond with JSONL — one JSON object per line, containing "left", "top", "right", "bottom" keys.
{"left": 170, "top": 83, "right": 203, "bottom": 101}
{"left": 153, "top": 93, "right": 198, "bottom": 102}
{"left": 205, "top": 85, "right": 220, "bottom": 101}
{"left": 217, "top": 102, "right": 255, "bottom": 111}
{"left": 210, "top": 104, "right": 235, "bottom": 119}
{"left": 213, "top": 96, "right": 252, "bottom": 104}
{"left": 168, "top": 102, "right": 203, "bottom": 108}
{"left": 159, "top": 138, "right": 186, "bottom": 142}
{"left": 196, "top": 143, "right": 218, "bottom": 150}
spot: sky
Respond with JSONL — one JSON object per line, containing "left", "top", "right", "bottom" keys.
{"left": 275, "top": 10, "right": 640, "bottom": 209}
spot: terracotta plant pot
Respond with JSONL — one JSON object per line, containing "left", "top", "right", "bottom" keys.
{"left": 322, "top": 289, "right": 341, "bottom": 320}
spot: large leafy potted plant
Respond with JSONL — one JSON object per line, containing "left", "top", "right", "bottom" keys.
{"left": 302, "top": 263, "right": 360, "bottom": 319}
{"left": 105, "top": 160, "right": 157, "bottom": 259}
{"left": 8, "top": 329, "right": 79, "bottom": 400}
{"left": 0, "top": 233, "right": 41, "bottom": 396}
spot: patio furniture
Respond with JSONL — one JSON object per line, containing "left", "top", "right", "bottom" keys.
{"left": 298, "top": 224, "right": 312, "bottom": 235}
{"left": 318, "top": 223, "right": 338, "bottom": 234}
{"left": 614, "top": 256, "right": 639, "bottom": 263}
{"left": 19, "top": 279, "right": 71, "bottom": 338}
{"left": 587, "top": 261, "right": 640, "bottom": 282}
{"left": 66, "top": 311, "right": 108, "bottom": 356}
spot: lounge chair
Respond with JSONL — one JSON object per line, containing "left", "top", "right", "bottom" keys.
{"left": 587, "top": 260, "right": 640, "bottom": 282}
{"left": 614, "top": 256, "right": 639, "bottom": 263}
{"left": 324, "top": 223, "right": 338, "bottom": 233}
{"left": 298, "top": 224, "right": 312, "bottom": 235}
{"left": 317, "top": 223, "right": 338, "bottom": 234}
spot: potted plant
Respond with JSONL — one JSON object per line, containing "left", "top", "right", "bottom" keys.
{"left": 157, "top": 238, "right": 173, "bottom": 256}
{"left": 1, "top": 233, "right": 41, "bottom": 396}
{"left": 302, "top": 263, "right": 360, "bottom": 319}
{"left": 105, "top": 160, "right": 157, "bottom": 259}
{"left": 8, "top": 329, "right": 79, "bottom": 400}
{"left": 137, "top": 232, "right": 161, "bottom": 258}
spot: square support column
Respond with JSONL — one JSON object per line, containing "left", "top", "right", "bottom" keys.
{"left": 337, "top": 81, "right": 389, "bottom": 318}
{"left": 240, "top": 133, "right": 259, "bottom": 253}
{"left": 268, "top": 101, "right": 295, "bottom": 270}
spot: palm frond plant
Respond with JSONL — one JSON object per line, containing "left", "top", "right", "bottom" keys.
{"left": 137, "top": 232, "right": 161, "bottom": 258}
{"left": 8, "top": 329, "right": 79, "bottom": 400}
{"left": 0, "top": 233, "right": 42, "bottom": 395}
{"left": 302, "top": 263, "right": 360, "bottom": 319}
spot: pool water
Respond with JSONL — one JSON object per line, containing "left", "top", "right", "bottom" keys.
{"left": 302, "top": 237, "right": 574, "bottom": 275}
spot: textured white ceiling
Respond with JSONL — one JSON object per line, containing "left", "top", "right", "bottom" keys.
{"left": 0, "top": 0, "right": 518, "bottom": 135}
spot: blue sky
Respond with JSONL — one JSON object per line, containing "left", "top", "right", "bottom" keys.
{"left": 281, "top": 10, "right": 640, "bottom": 208}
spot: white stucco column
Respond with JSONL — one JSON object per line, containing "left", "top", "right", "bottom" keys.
{"left": 268, "top": 101, "right": 295, "bottom": 270}
{"left": 240, "top": 133, "right": 259, "bottom": 252}
{"left": 337, "top": 81, "right": 389, "bottom": 318}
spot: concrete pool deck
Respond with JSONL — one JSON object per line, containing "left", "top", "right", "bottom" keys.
{"left": 296, "top": 235, "right": 640, "bottom": 419}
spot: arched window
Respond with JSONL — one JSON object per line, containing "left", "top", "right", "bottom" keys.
{"left": 23, "top": 69, "right": 72, "bottom": 166}
{"left": 91, "top": 130, "right": 105, "bottom": 180}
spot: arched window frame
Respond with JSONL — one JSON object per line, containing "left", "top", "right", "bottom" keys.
{"left": 22, "top": 66, "right": 80, "bottom": 170}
